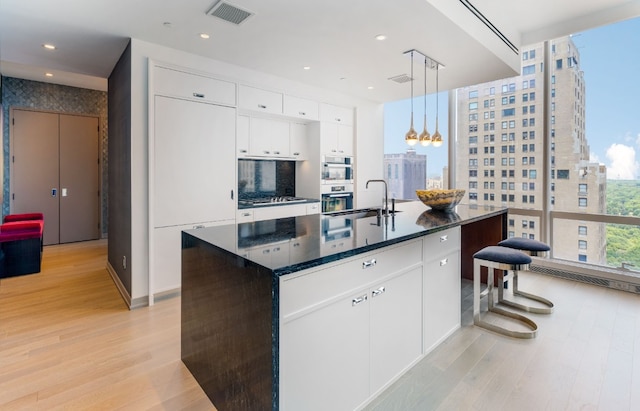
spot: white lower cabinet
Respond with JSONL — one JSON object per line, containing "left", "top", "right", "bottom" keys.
{"left": 423, "top": 227, "right": 462, "bottom": 353}
{"left": 370, "top": 267, "right": 423, "bottom": 393}
{"left": 279, "top": 240, "right": 424, "bottom": 411}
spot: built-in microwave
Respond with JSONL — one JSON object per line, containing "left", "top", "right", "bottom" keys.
{"left": 322, "top": 156, "right": 353, "bottom": 184}
{"left": 321, "top": 184, "right": 354, "bottom": 213}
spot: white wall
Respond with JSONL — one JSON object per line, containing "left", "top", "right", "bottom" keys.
{"left": 128, "top": 38, "right": 383, "bottom": 300}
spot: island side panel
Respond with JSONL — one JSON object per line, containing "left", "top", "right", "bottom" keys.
{"left": 460, "top": 212, "right": 507, "bottom": 282}
{"left": 181, "top": 232, "right": 274, "bottom": 410}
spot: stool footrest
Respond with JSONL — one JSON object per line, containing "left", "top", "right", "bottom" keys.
{"left": 474, "top": 307, "right": 538, "bottom": 339}
{"left": 500, "top": 289, "right": 554, "bottom": 314}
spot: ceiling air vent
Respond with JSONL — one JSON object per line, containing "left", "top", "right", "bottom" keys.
{"left": 388, "top": 74, "right": 413, "bottom": 84}
{"left": 207, "top": 1, "right": 254, "bottom": 25}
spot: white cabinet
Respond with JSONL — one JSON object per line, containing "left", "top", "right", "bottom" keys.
{"left": 423, "top": 227, "right": 462, "bottom": 353}
{"left": 239, "top": 84, "right": 283, "bottom": 115}
{"left": 236, "top": 209, "right": 254, "bottom": 223}
{"left": 306, "top": 202, "right": 320, "bottom": 214}
{"left": 237, "top": 115, "right": 250, "bottom": 156}
{"left": 279, "top": 240, "right": 423, "bottom": 411}
{"left": 320, "top": 103, "right": 354, "bottom": 126}
{"left": 154, "top": 66, "right": 236, "bottom": 106}
{"left": 284, "top": 95, "right": 319, "bottom": 121}
{"left": 249, "top": 117, "right": 290, "bottom": 157}
{"left": 253, "top": 203, "right": 307, "bottom": 221}
{"left": 249, "top": 242, "right": 290, "bottom": 267}
{"left": 370, "top": 267, "right": 423, "bottom": 393}
{"left": 153, "top": 96, "right": 236, "bottom": 228}
{"left": 289, "top": 122, "right": 308, "bottom": 160}
{"left": 320, "top": 123, "right": 354, "bottom": 156}
{"left": 153, "top": 221, "right": 223, "bottom": 293}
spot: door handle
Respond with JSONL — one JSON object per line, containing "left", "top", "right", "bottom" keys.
{"left": 51, "top": 188, "right": 57, "bottom": 197}
{"left": 352, "top": 294, "right": 367, "bottom": 306}
{"left": 62, "top": 188, "right": 68, "bottom": 197}
{"left": 371, "top": 286, "right": 386, "bottom": 297}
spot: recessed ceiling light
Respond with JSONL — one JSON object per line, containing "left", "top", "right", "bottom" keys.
{"left": 163, "top": 22, "right": 172, "bottom": 28}
{"left": 375, "top": 34, "right": 387, "bottom": 41}
{"left": 303, "top": 66, "right": 311, "bottom": 70}
{"left": 199, "top": 33, "right": 210, "bottom": 39}
{"left": 368, "top": 86, "right": 374, "bottom": 90}
{"left": 42, "top": 44, "right": 56, "bottom": 50}
{"left": 45, "top": 72, "right": 53, "bottom": 77}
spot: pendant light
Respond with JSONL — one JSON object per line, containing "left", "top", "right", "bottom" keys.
{"left": 419, "top": 56, "right": 431, "bottom": 146}
{"left": 431, "top": 63, "right": 443, "bottom": 147}
{"left": 405, "top": 50, "right": 418, "bottom": 146}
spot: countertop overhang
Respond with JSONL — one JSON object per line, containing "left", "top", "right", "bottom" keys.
{"left": 184, "top": 201, "right": 507, "bottom": 276}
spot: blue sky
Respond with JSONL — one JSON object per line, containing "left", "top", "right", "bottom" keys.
{"left": 384, "top": 16, "right": 640, "bottom": 180}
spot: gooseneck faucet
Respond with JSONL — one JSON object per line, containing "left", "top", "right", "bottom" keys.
{"left": 366, "top": 179, "right": 389, "bottom": 216}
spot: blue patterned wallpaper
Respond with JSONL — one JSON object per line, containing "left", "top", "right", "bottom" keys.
{"left": 1, "top": 76, "right": 109, "bottom": 235}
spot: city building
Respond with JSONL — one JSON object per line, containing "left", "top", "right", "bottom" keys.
{"left": 384, "top": 148, "right": 427, "bottom": 200}
{"left": 456, "top": 36, "right": 607, "bottom": 264}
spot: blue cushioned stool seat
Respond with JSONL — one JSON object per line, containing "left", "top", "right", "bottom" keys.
{"left": 473, "top": 245, "right": 538, "bottom": 339}
{"left": 495, "top": 239, "right": 554, "bottom": 315}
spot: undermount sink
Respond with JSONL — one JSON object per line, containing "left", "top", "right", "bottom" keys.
{"left": 325, "top": 208, "right": 401, "bottom": 219}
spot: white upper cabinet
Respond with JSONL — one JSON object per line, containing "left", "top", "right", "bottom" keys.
{"left": 239, "top": 84, "right": 283, "bottom": 115}
{"left": 154, "top": 66, "right": 236, "bottom": 106}
{"left": 320, "top": 103, "right": 354, "bottom": 126}
{"left": 250, "top": 117, "right": 290, "bottom": 157}
{"left": 289, "top": 122, "right": 308, "bottom": 160}
{"left": 237, "top": 115, "right": 250, "bottom": 156}
{"left": 320, "top": 123, "right": 354, "bottom": 156}
{"left": 283, "top": 95, "right": 319, "bottom": 121}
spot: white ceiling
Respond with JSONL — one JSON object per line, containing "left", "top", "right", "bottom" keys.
{"left": 1, "top": 0, "right": 638, "bottom": 103}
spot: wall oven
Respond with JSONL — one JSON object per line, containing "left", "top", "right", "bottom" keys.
{"left": 322, "top": 156, "right": 353, "bottom": 184}
{"left": 321, "top": 184, "right": 354, "bottom": 213}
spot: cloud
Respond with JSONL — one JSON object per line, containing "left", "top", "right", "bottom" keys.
{"left": 606, "top": 143, "right": 639, "bottom": 179}
{"left": 590, "top": 152, "right": 601, "bottom": 164}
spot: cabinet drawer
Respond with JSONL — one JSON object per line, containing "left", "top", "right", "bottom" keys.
{"left": 280, "top": 239, "right": 423, "bottom": 319}
{"left": 319, "top": 103, "right": 353, "bottom": 125}
{"left": 239, "top": 85, "right": 283, "bottom": 114}
{"left": 154, "top": 66, "right": 236, "bottom": 106}
{"left": 306, "top": 202, "right": 320, "bottom": 215}
{"left": 423, "top": 226, "right": 461, "bottom": 258}
{"left": 284, "top": 95, "right": 319, "bottom": 121}
{"left": 236, "top": 209, "right": 254, "bottom": 222}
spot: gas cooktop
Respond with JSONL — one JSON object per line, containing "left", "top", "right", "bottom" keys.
{"left": 239, "top": 196, "right": 307, "bottom": 206}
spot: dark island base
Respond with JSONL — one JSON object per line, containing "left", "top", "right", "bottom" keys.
{"left": 461, "top": 212, "right": 507, "bottom": 284}
{"left": 181, "top": 234, "right": 276, "bottom": 410}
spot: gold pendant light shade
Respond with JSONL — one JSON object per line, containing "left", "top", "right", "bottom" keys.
{"left": 431, "top": 62, "right": 443, "bottom": 148}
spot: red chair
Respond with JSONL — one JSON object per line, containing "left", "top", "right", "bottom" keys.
{"left": 0, "top": 219, "right": 44, "bottom": 278}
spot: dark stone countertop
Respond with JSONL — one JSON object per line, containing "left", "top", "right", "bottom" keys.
{"left": 184, "top": 201, "right": 507, "bottom": 276}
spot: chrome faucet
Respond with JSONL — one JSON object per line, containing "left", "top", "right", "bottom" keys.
{"left": 366, "top": 179, "right": 388, "bottom": 216}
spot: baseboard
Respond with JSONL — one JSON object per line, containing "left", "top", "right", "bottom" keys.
{"left": 531, "top": 257, "right": 640, "bottom": 294}
{"left": 106, "top": 261, "right": 134, "bottom": 309}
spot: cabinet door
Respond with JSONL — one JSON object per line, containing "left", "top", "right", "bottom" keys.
{"left": 424, "top": 250, "right": 461, "bottom": 353}
{"left": 284, "top": 95, "right": 319, "bottom": 121}
{"left": 337, "top": 124, "right": 354, "bottom": 156}
{"left": 280, "top": 292, "right": 370, "bottom": 411}
{"left": 154, "top": 66, "right": 236, "bottom": 106}
{"left": 154, "top": 96, "right": 236, "bottom": 227}
{"left": 370, "top": 267, "right": 423, "bottom": 393}
{"left": 320, "top": 103, "right": 354, "bottom": 126}
{"left": 239, "top": 84, "right": 283, "bottom": 115}
{"left": 237, "top": 115, "right": 250, "bottom": 156}
{"left": 289, "top": 122, "right": 308, "bottom": 160}
{"left": 249, "top": 117, "right": 290, "bottom": 157}
{"left": 269, "top": 119, "right": 291, "bottom": 157}
{"left": 320, "top": 122, "right": 339, "bottom": 155}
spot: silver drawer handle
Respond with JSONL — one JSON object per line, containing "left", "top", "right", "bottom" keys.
{"left": 263, "top": 150, "right": 270, "bottom": 154}
{"left": 193, "top": 92, "right": 205, "bottom": 98}
{"left": 352, "top": 294, "right": 367, "bottom": 306}
{"left": 262, "top": 249, "right": 270, "bottom": 254}
{"left": 293, "top": 152, "right": 300, "bottom": 156}
{"left": 274, "top": 151, "right": 281, "bottom": 154}
{"left": 299, "top": 111, "right": 306, "bottom": 116}
{"left": 335, "top": 117, "right": 342, "bottom": 122}
{"left": 440, "top": 258, "right": 448, "bottom": 266}
{"left": 372, "top": 286, "right": 386, "bottom": 297}
{"left": 258, "top": 104, "right": 267, "bottom": 109}
{"left": 362, "top": 258, "right": 377, "bottom": 269}
{"left": 440, "top": 235, "right": 448, "bottom": 242}
{"left": 241, "top": 212, "right": 251, "bottom": 217}
{"left": 239, "top": 149, "right": 247, "bottom": 153}
{"left": 193, "top": 224, "right": 205, "bottom": 229}
{"left": 273, "top": 247, "right": 280, "bottom": 252}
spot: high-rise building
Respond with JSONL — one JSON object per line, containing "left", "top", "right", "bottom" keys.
{"left": 384, "top": 148, "right": 427, "bottom": 200}
{"left": 456, "top": 36, "right": 607, "bottom": 264}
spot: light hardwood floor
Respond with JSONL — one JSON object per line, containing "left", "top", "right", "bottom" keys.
{"left": 3, "top": 241, "right": 640, "bottom": 410}
{"left": 0, "top": 240, "right": 215, "bottom": 410}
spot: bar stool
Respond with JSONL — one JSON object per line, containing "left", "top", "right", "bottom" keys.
{"left": 474, "top": 246, "right": 537, "bottom": 339}
{"left": 497, "top": 238, "right": 554, "bottom": 314}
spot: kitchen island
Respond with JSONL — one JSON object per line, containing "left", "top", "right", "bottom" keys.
{"left": 181, "top": 201, "right": 506, "bottom": 411}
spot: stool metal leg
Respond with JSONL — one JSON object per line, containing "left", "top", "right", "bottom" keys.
{"left": 498, "top": 269, "right": 554, "bottom": 314}
{"left": 474, "top": 259, "right": 538, "bottom": 339}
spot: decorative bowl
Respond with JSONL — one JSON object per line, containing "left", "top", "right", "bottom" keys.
{"left": 415, "top": 189, "right": 466, "bottom": 211}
